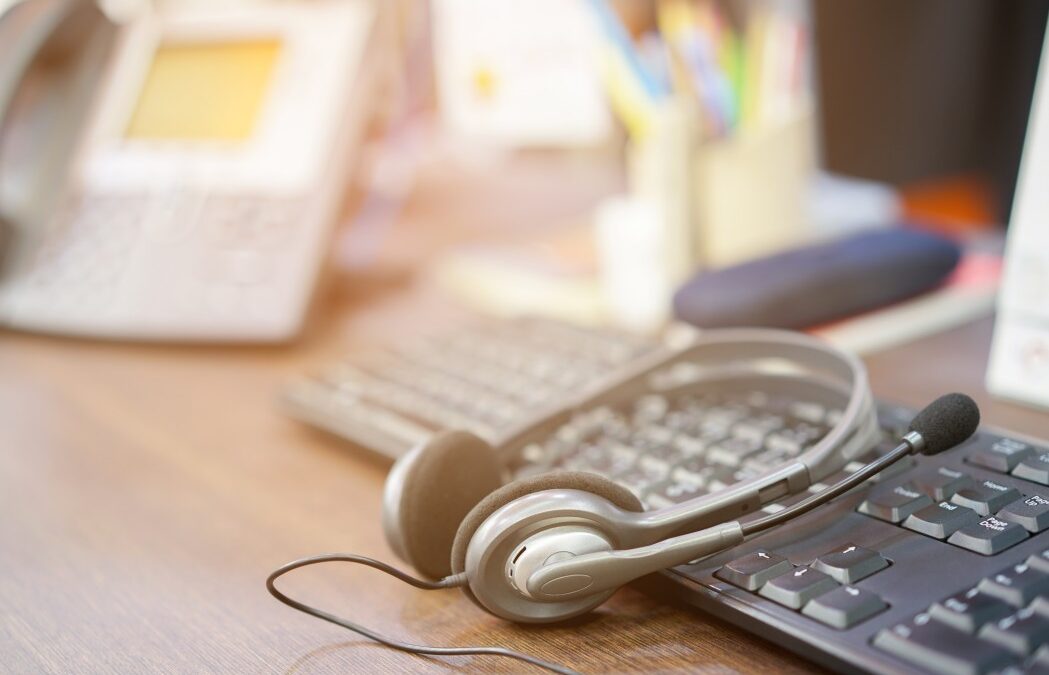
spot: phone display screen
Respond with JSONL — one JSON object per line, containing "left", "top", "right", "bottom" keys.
{"left": 125, "top": 39, "right": 282, "bottom": 141}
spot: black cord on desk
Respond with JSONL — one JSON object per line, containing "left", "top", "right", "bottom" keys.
{"left": 266, "top": 553, "right": 579, "bottom": 675}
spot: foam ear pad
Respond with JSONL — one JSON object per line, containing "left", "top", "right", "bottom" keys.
{"left": 450, "top": 471, "right": 644, "bottom": 583}
{"left": 393, "top": 431, "right": 504, "bottom": 580}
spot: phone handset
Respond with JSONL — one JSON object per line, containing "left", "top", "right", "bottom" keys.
{"left": 0, "top": 0, "right": 114, "bottom": 246}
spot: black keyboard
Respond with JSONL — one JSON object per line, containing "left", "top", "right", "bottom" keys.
{"left": 515, "top": 391, "right": 1049, "bottom": 674}
{"left": 284, "top": 317, "right": 1049, "bottom": 673}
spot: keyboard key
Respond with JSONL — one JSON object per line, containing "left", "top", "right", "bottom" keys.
{"left": 969, "top": 438, "right": 1036, "bottom": 473}
{"left": 948, "top": 516, "right": 1030, "bottom": 555}
{"left": 612, "top": 468, "right": 650, "bottom": 496}
{"left": 607, "top": 442, "right": 641, "bottom": 473}
{"left": 1032, "top": 597, "right": 1049, "bottom": 618}
{"left": 929, "top": 588, "right": 1014, "bottom": 633}
{"left": 672, "top": 463, "right": 713, "bottom": 487}
{"left": 790, "top": 401, "right": 825, "bottom": 424}
{"left": 560, "top": 442, "right": 613, "bottom": 473}
{"left": 1023, "top": 642, "right": 1049, "bottom": 671}
{"left": 643, "top": 479, "right": 706, "bottom": 509}
{"left": 874, "top": 614, "right": 1016, "bottom": 675}
{"left": 913, "top": 466, "right": 974, "bottom": 500}
{"left": 715, "top": 550, "right": 793, "bottom": 591}
{"left": 979, "top": 608, "right": 1049, "bottom": 655}
{"left": 1028, "top": 551, "right": 1049, "bottom": 575}
{"left": 1014, "top": 451, "right": 1049, "bottom": 486}
{"left": 904, "top": 501, "right": 981, "bottom": 539}
{"left": 759, "top": 567, "right": 839, "bottom": 609}
{"left": 705, "top": 437, "right": 762, "bottom": 468}
{"left": 730, "top": 420, "right": 770, "bottom": 444}
{"left": 951, "top": 480, "right": 1023, "bottom": 516}
{"left": 977, "top": 562, "right": 1049, "bottom": 607}
{"left": 764, "top": 432, "right": 801, "bottom": 456}
{"left": 802, "top": 585, "right": 887, "bottom": 629}
{"left": 999, "top": 494, "right": 1049, "bottom": 533}
{"left": 810, "top": 543, "right": 889, "bottom": 583}
{"left": 637, "top": 455, "right": 671, "bottom": 482}
{"left": 858, "top": 482, "right": 933, "bottom": 523}
{"left": 872, "top": 453, "right": 917, "bottom": 483}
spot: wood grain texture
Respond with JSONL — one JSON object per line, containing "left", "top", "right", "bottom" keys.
{"left": 0, "top": 315, "right": 815, "bottom": 674}
{"left": 6, "top": 311, "right": 1043, "bottom": 675}
{"left": 2, "top": 154, "right": 1044, "bottom": 673}
{"left": 0, "top": 155, "right": 818, "bottom": 674}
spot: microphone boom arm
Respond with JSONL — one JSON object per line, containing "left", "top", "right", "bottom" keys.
{"left": 527, "top": 437, "right": 921, "bottom": 602}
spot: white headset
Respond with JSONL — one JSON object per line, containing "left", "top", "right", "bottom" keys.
{"left": 271, "top": 329, "right": 983, "bottom": 675}
{"left": 382, "top": 329, "right": 881, "bottom": 622}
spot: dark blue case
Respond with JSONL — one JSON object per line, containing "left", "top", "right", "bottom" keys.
{"left": 672, "top": 228, "right": 962, "bottom": 330}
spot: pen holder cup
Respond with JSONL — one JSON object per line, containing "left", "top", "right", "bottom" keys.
{"left": 626, "top": 103, "right": 817, "bottom": 277}
{"left": 692, "top": 107, "right": 816, "bottom": 267}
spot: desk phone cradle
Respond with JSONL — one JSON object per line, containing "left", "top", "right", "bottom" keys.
{"left": 0, "top": 0, "right": 375, "bottom": 341}
{"left": 269, "top": 327, "right": 1049, "bottom": 675}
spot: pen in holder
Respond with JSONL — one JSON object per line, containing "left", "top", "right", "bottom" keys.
{"left": 594, "top": 0, "right": 817, "bottom": 327}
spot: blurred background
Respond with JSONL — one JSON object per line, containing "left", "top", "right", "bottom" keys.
{"left": 9, "top": 5, "right": 1049, "bottom": 671}
{"left": 0, "top": 0, "right": 1047, "bottom": 405}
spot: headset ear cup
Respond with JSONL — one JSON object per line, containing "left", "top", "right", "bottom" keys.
{"left": 382, "top": 431, "right": 504, "bottom": 580}
{"left": 449, "top": 471, "right": 643, "bottom": 607}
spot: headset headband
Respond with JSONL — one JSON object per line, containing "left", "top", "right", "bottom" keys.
{"left": 500, "top": 328, "right": 880, "bottom": 540}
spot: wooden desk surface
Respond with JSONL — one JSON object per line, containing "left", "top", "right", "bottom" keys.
{"left": 6, "top": 314, "right": 1048, "bottom": 675}
{"left": 3, "top": 159, "right": 1047, "bottom": 674}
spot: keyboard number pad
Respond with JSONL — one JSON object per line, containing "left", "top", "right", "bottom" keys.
{"left": 874, "top": 613, "right": 1016, "bottom": 674}
{"left": 965, "top": 435, "right": 1049, "bottom": 487}
{"left": 875, "top": 552, "right": 1049, "bottom": 672}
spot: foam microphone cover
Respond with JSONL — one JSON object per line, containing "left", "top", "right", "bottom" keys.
{"left": 672, "top": 227, "right": 961, "bottom": 330}
{"left": 908, "top": 393, "right": 980, "bottom": 455}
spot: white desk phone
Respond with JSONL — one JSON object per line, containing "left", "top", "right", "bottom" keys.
{"left": 0, "top": 0, "right": 379, "bottom": 341}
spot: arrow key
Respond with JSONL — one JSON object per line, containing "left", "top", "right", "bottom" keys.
{"left": 714, "top": 549, "right": 793, "bottom": 591}
{"left": 759, "top": 567, "right": 839, "bottom": 609}
{"left": 812, "top": 542, "right": 890, "bottom": 583}
{"left": 875, "top": 614, "right": 1016, "bottom": 674}
{"left": 802, "top": 585, "right": 888, "bottom": 628}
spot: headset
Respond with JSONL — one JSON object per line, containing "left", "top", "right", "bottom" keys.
{"left": 268, "top": 329, "right": 980, "bottom": 673}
